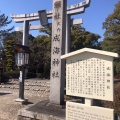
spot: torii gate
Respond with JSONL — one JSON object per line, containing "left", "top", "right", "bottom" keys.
{"left": 10, "top": 0, "right": 91, "bottom": 105}
{"left": 10, "top": 0, "right": 90, "bottom": 52}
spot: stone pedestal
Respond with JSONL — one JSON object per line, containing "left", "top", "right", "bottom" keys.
{"left": 14, "top": 98, "right": 28, "bottom": 104}
{"left": 17, "top": 100, "right": 65, "bottom": 120}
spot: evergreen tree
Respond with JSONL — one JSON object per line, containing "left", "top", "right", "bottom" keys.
{"left": 0, "top": 12, "right": 13, "bottom": 40}
{"left": 4, "top": 31, "right": 35, "bottom": 46}
{"left": 30, "top": 25, "right": 101, "bottom": 78}
{"left": 3, "top": 31, "right": 34, "bottom": 72}
{"left": 101, "top": 2, "right": 120, "bottom": 115}
{"left": 29, "top": 35, "right": 51, "bottom": 78}
{"left": 0, "top": 12, "right": 14, "bottom": 69}
{"left": 4, "top": 31, "right": 23, "bottom": 45}
{"left": 71, "top": 25, "right": 101, "bottom": 51}
{"left": 102, "top": 1, "right": 120, "bottom": 74}
{"left": 5, "top": 40, "right": 15, "bottom": 71}
{"left": 41, "top": 25, "right": 101, "bottom": 52}
{"left": 0, "top": 49, "right": 6, "bottom": 72}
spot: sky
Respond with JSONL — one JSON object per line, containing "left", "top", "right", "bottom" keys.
{"left": 0, "top": 0, "right": 119, "bottom": 41}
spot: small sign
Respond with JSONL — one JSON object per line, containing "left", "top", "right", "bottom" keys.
{"left": 66, "top": 101, "right": 114, "bottom": 120}
{"left": 19, "top": 77, "right": 22, "bottom": 82}
{"left": 20, "top": 71, "right": 22, "bottom": 77}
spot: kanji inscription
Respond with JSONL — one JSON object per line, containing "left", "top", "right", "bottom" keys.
{"left": 66, "top": 53, "right": 114, "bottom": 101}
{"left": 66, "top": 102, "right": 114, "bottom": 120}
{"left": 51, "top": 0, "right": 62, "bottom": 79}
{"left": 50, "top": 0, "right": 66, "bottom": 104}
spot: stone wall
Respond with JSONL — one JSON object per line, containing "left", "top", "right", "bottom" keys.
{"left": 0, "top": 79, "right": 50, "bottom": 95}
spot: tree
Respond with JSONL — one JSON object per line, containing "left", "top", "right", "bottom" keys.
{"left": 5, "top": 40, "right": 15, "bottom": 71}
{"left": 4, "top": 31, "right": 35, "bottom": 45}
{"left": 2, "top": 31, "right": 34, "bottom": 72}
{"left": 29, "top": 35, "right": 51, "bottom": 78}
{"left": 29, "top": 25, "right": 101, "bottom": 78}
{"left": 40, "top": 27, "right": 52, "bottom": 37}
{"left": 71, "top": 25, "right": 101, "bottom": 52}
{"left": 102, "top": 1, "right": 120, "bottom": 74}
{"left": 28, "top": 34, "right": 35, "bottom": 44}
{"left": 0, "top": 49, "right": 5, "bottom": 70}
{"left": 0, "top": 12, "right": 14, "bottom": 71}
{"left": 0, "top": 12, "right": 13, "bottom": 42}
{"left": 99, "top": 2, "right": 120, "bottom": 116}
{"left": 41, "top": 25, "right": 101, "bottom": 52}
{"left": 4, "top": 31, "right": 23, "bottom": 45}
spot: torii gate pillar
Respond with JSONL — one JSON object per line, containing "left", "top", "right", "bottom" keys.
{"left": 23, "top": 20, "right": 29, "bottom": 46}
{"left": 66, "top": 14, "right": 71, "bottom": 53}
{"left": 22, "top": 20, "right": 29, "bottom": 79}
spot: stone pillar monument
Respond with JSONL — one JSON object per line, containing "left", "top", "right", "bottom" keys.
{"left": 50, "top": 0, "right": 67, "bottom": 105}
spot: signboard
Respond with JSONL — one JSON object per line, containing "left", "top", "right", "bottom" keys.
{"left": 66, "top": 52, "right": 113, "bottom": 101}
{"left": 19, "top": 71, "right": 23, "bottom": 82}
{"left": 61, "top": 48, "right": 118, "bottom": 101}
{"left": 66, "top": 101, "right": 114, "bottom": 120}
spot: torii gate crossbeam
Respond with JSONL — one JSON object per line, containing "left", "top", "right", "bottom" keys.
{"left": 10, "top": 0, "right": 90, "bottom": 22}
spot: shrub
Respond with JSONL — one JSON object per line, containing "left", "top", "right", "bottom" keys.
{"left": 27, "top": 72, "right": 36, "bottom": 78}
{"left": 4, "top": 71, "right": 20, "bottom": 79}
{"left": 1, "top": 73, "right": 10, "bottom": 83}
{"left": 116, "top": 61, "right": 120, "bottom": 74}
{"left": 36, "top": 73, "right": 45, "bottom": 78}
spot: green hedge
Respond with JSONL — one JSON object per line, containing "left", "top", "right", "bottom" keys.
{"left": 36, "top": 73, "right": 44, "bottom": 78}
{"left": 1, "top": 71, "right": 36, "bottom": 82}
{"left": 4, "top": 71, "right": 20, "bottom": 79}
{"left": 27, "top": 72, "right": 36, "bottom": 78}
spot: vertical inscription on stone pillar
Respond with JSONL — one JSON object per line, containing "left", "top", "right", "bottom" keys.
{"left": 51, "top": 1, "right": 61, "bottom": 81}
{"left": 50, "top": 0, "right": 66, "bottom": 104}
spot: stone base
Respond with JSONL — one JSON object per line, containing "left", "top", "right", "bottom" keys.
{"left": 14, "top": 98, "right": 28, "bottom": 104}
{"left": 17, "top": 100, "right": 65, "bottom": 120}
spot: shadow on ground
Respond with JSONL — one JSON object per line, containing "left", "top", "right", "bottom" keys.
{"left": 23, "top": 101, "right": 33, "bottom": 105}
{"left": 0, "top": 92, "right": 11, "bottom": 96}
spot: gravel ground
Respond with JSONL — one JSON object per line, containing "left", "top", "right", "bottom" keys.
{"left": 0, "top": 80, "right": 50, "bottom": 120}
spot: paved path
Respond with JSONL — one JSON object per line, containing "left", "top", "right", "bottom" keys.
{"left": 0, "top": 79, "right": 50, "bottom": 120}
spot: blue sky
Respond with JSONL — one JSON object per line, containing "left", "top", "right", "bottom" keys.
{"left": 0, "top": 0, "right": 118, "bottom": 41}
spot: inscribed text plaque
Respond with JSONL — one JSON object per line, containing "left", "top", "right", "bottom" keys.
{"left": 66, "top": 52, "right": 113, "bottom": 101}
{"left": 66, "top": 101, "right": 114, "bottom": 120}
